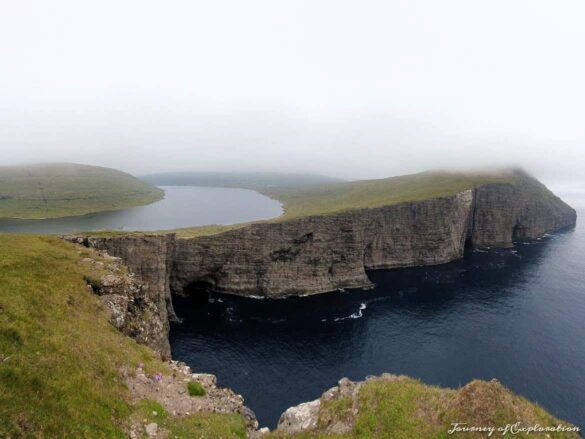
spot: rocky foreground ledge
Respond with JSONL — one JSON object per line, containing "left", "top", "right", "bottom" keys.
{"left": 270, "top": 374, "right": 581, "bottom": 438}
{"left": 125, "top": 361, "right": 259, "bottom": 438}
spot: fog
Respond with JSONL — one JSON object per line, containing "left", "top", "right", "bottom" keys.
{"left": 1, "top": 1, "right": 584, "bottom": 182}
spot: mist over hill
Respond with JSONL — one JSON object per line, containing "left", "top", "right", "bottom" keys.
{"left": 141, "top": 171, "right": 344, "bottom": 191}
{"left": 0, "top": 163, "right": 163, "bottom": 219}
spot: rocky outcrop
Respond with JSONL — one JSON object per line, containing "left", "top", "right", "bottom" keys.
{"left": 125, "top": 360, "right": 258, "bottom": 438}
{"left": 277, "top": 377, "right": 359, "bottom": 435}
{"left": 469, "top": 179, "right": 576, "bottom": 247}
{"left": 71, "top": 235, "right": 175, "bottom": 356}
{"left": 272, "top": 374, "right": 581, "bottom": 437}
{"left": 78, "top": 250, "right": 170, "bottom": 357}
{"left": 65, "top": 177, "right": 576, "bottom": 355}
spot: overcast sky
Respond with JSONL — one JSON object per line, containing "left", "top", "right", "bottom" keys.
{"left": 1, "top": 0, "right": 584, "bottom": 181}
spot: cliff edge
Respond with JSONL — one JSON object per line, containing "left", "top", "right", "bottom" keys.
{"left": 66, "top": 170, "right": 576, "bottom": 356}
{"left": 269, "top": 374, "right": 580, "bottom": 438}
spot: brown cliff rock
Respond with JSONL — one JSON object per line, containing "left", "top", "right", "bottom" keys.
{"left": 65, "top": 178, "right": 576, "bottom": 355}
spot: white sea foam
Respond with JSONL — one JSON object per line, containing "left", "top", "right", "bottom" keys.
{"left": 334, "top": 302, "right": 367, "bottom": 322}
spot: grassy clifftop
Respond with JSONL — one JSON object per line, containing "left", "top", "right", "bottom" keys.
{"left": 262, "top": 170, "right": 519, "bottom": 220}
{"left": 0, "top": 234, "right": 246, "bottom": 437}
{"left": 162, "top": 170, "right": 524, "bottom": 238}
{"left": 74, "top": 168, "right": 564, "bottom": 239}
{"left": 270, "top": 375, "right": 579, "bottom": 438}
{"left": 0, "top": 163, "right": 164, "bottom": 219}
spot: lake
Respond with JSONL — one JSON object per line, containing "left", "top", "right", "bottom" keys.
{"left": 170, "top": 188, "right": 585, "bottom": 430}
{"left": 0, "top": 186, "right": 283, "bottom": 234}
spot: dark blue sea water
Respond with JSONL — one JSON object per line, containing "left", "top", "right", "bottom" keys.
{"left": 0, "top": 186, "right": 282, "bottom": 234}
{"left": 170, "top": 189, "right": 585, "bottom": 430}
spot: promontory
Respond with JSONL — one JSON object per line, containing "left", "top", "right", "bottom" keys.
{"left": 67, "top": 169, "right": 577, "bottom": 356}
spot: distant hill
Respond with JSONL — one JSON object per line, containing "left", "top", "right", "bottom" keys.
{"left": 0, "top": 163, "right": 163, "bottom": 219}
{"left": 141, "top": 171, "right": 344, "bottom": 191}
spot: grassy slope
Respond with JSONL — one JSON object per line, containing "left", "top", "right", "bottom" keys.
{"left": 353, "top": 378, "right": 577, "bottom": 439}
{"left": 262, "top": 170, "right": 518, "bottom": 220}
{"left": 156, "top": 170, "right": 522, "bottom": 238}
{"left": 0, "top": 234, "right": 245, "bottom": 438}
{"left": 0, "top": 163, "right": 164, "bottom": 219}
{"left": 269, "top": 377, "right": 579, "bottom": 439}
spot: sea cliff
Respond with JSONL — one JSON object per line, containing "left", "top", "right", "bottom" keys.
{"left": 65, "top": 174, "right": 576, "bottom": 356}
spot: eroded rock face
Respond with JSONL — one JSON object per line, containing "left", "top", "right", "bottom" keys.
{"left": 65, "top": 180, "right": 576, "bottom": 355}
{"left": 170, "top": 189, "right": 475, "bottom": 298}
{"left": 469, "top": 181, "right": 576, "bottom": 247}
{"left": 73, "top": 241, "right": 173, "bottom": 357}
{"left": 125, "top": 360, "right": 258, "bottom": 437}
{"left": 276, "top": 376, "right": 366, "bottom": 435}
{"left": 277, "top": 399, "right": 321, "bottom": 433}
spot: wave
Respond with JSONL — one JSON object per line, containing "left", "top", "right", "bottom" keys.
{"left": 333, "top": 302, "right": 367, "bottom": 322}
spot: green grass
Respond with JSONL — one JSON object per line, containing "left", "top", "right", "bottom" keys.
{"left": 268, "top": 377, "right": 579, "bottom": 439}
{"left": 262, "top": 170, "right": 519, "bottom": 220}
{"left": 188, "top": 381, "right": 206, "bottom": 396}
{"left": 0, "top": 163, "right": 163, "bottom": 219}
{"left": 132, "top": 400, "right": 246, "bottom": 439}
{"left": 318, "top": 397, "right": 353, "bottom": 431}
{"left": 354, "top": 378, "right": 451, "bottom": 439}
{"left": 0, "top": 234, "right": 245, "bottom": 437}
{"left": 76, "top": 223, "right": 251, "bottom": 239}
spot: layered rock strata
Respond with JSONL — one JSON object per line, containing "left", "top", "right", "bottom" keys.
{"left": 66, "top": 180, "right": 576, "bottom": 355}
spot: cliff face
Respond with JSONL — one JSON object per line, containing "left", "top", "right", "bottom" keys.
{"left": 67, "top": 179, "right": 576, "bottom": 354}
{"left": 469, "top": 180, "right": 575, "bottom": 247}
{"left": 168, "top": 189, "right": 475, "bottom": 298}
{"left": 79, "top": 250, "right": 170, "bottom": 357}
{"left": 69, "top": 234, "right": 176, "bottom": 357}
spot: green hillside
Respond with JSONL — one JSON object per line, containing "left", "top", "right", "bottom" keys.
{"left": 263, "top": 170, "right": 519, "bottom": 220}
{"left": 0, "top": 163, "right": 164, "bottom": 219}
{"left": 0, "top": 234, "right": 246, "bottom": 438}
{"left": 268, "top": 376, "right": 579, "bottom": 438}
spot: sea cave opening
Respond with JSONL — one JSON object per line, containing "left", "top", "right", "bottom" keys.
{"left": 171, "top": 278, "right": 217, "bottom": 319}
